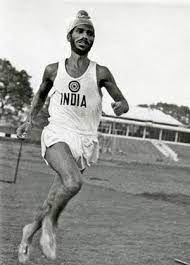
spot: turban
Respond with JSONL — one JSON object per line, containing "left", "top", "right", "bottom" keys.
{"left": 67, "top": 10, "right": 94, "bottom": 35}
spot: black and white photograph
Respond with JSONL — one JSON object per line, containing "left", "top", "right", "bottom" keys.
{"left": 0, "top": 0, "right": 190, "bottom": 264}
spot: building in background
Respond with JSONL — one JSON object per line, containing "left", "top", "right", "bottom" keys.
{"left": 99, "top": 106, "right": 190, "bottom": 145}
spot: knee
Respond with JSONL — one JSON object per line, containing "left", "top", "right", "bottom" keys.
{"left": 62, "top": 168, "right": 82, "bottom": 195}
{"left": 65, "top": 178, "right": 82, "bottom": 195}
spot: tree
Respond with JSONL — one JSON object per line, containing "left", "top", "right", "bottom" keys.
{"left": 0, "top": 59, "right": 33, "bottom": 125}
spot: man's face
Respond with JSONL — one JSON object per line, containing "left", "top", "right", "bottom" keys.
{"left": 68, "top": 24, "right": 95, "bottom": 55}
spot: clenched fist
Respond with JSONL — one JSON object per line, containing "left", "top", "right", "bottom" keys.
{"left": 111, "top": 100, "right": 129, "bottom": 116}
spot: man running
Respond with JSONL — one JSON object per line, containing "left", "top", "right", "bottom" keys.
{"left": 17, "top": 10, "right": 129, "bottom": 264}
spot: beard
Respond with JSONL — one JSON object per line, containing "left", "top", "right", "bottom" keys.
{"left": 70, "top": 37, "right": 93, "bottom": 55}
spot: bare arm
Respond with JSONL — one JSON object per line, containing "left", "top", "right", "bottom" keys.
{"left": 27, "top": 63, "right": 58, "bottom": 123}
{"left": 17, "top": 63, "right": 58, "bottom": 138}
{"left": 97, "top": 65, "right": 129, "bottom": 116}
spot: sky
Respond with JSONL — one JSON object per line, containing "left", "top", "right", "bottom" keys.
{"left": 1, "top": 0, "right": 190, "bottom": 113}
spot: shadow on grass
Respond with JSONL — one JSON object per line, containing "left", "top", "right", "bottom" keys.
{"left": 136, "top": 192, "right": 190, "bottom": 206}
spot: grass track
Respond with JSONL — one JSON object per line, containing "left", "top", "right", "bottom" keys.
{"left": 0, "top": 141, "right": 190, "bottom": 265}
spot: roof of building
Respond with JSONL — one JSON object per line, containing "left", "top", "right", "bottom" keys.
{"left": 103, "top": 105, "right": 183, "bottom": 127}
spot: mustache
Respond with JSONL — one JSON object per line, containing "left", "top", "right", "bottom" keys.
{"left": 77, "top": 38, "right": 90, "bottom": 45}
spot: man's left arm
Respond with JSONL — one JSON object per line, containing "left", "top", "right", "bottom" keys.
{"left": 97, "top": 65, "right": 129, "bottom": 116}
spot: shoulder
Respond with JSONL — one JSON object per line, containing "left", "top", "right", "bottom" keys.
{"left": 45, "top": 62, "right": 58, "bottom": 72}
{"left": 43, "top": 62, "right": 59, "bottom": 82}
{"left": 96, "top": 64, "right": 114, "bottom": 88}
{"left": 96, "top": 64, "right": 111, "bottom": 79}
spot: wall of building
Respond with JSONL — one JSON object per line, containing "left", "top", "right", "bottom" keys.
{"left": 98, "top": 117, "right": 190, "bottom": 145}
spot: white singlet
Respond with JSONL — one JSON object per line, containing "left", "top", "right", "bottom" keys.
{"left": 41, "top": 59, "right": 102, "bottom": 169}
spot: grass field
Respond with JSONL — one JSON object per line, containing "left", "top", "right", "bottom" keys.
{"left": 0, "top": 140, "right": 190, "bottom": 265}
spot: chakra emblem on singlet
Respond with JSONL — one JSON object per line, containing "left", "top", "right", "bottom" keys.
{"left": 60, "top": 80, "right": 87, "bottom": 108}
{"left": 68, "top": 81, "right": 80, "bottom": 93}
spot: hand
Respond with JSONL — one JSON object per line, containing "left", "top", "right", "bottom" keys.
{"left": 111, "top": 100, "right": 129, "bottom": 116}
{"left": 16, "top": 121, "right": 32, "bottom": 139}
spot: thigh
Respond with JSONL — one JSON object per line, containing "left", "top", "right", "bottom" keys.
{"left": 45, "top": 142, "right": 81, "bottom": 185}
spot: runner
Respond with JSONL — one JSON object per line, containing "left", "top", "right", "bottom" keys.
{"left": 17, "top": 10, "right": 129, "bottom": 263}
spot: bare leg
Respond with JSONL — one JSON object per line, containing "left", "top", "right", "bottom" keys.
{"left": 19, "top": 142, "right": 82, "bottom": 262}
{"left": 19, "top": 174, "right": 61, "bottom": 240}
{"left": 40, "top": 142, "right": 82, "bottom": 259}
{"left": 18, "top": 174, "right": 61, "bottom": 264}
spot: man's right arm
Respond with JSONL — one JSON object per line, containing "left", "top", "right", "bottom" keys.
{"left": 17, "top": 63, "right": 58, "bottom": 138}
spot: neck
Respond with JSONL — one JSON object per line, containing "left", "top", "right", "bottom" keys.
{"left": 68, "top": 51, "right": 89, "bottom": 66}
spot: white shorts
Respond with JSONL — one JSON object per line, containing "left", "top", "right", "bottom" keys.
{"left": 41, "top": 125, "right": 99, "bottom": 170}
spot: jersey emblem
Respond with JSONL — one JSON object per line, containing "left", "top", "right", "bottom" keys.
{"left": 69, "top": 81, "right": 80, "bottom": 93}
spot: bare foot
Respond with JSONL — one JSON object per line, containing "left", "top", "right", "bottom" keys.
{"left": 18, "top": 224, "right": 33, "bottom": 264}
{"left": 40, "top": 217, "right": 56, "bottom": 260}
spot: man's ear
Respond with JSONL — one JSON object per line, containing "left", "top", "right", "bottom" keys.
{"left": 67, "top": 33, "right": 71, "bottom": 42}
